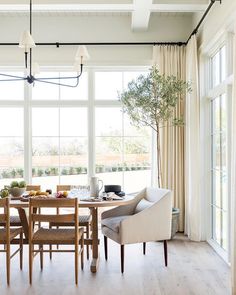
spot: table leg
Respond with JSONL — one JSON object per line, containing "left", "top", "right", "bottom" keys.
{"left": 90, "top": 207, "right": 99, "bottom": 273}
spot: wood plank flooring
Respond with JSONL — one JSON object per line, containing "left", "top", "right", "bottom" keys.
{"left": 0, "top": 234, "right": 230, "bottom": 295}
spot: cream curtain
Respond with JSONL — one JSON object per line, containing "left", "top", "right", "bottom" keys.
{"left": 231, "top": 29, "right": 236, "bottom": 295}
{"left": 184, "top": 35, "right": 201, "bottom": 241}
{"left": 153, "top": 45, "right": 186, "bottom": 232}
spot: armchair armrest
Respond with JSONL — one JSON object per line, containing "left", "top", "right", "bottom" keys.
{"left": 101, "top": 188, "right": 146, "bottom": 220}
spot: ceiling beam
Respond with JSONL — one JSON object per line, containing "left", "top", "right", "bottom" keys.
{"left": 131, "top": 0, "right": 152, "bottom": 31}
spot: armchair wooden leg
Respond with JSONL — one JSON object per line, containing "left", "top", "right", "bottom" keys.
{"left": 49, "top": 245, "right": 52, "bottom": 260}
{"left": 86, "top": 224, "right": 89, "bottom": 260}
{"left": 163, "top": 240, "right": 168, "bottom": 267}
{"left": 120, "top": 245, "right": 124, "bottom": 274}
{"left": 143, "top": 242, "right": 146, "bottom": 255}
{"left": 20, "top": 231, "right": 23, "bottom": 270}
{"left": 104, "top": 236, "right": 108, "bottom": 261}
{"left": 40, "top": 245, "right": 43, "bottom": 270}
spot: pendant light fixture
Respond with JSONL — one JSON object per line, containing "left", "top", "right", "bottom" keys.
{"left": 0, "top": 0, "right": 90, "bottom": 87}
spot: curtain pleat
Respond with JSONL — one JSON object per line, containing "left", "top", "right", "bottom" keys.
{"left": 185, "top": 35, "right": 201, "bottom": 241}
{"left": 231, "top": 29, "right": 236, "bottom": 295}
{"left": 153, "top": 45, "right": 186, "bottom": 232}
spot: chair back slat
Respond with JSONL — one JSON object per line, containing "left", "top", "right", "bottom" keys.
{"left": 30, "top": 198, "right": 77, "bottom": 208}
{"left": 26, "top": 185, "right": 41, "bottom": 191}
{"left": 0, "top": 198, "right": 10, "bottom": 234}
{"left": 57, "top": 185, "right": 71, "bottom": 192}
{"left": 32, "top": 213, "right": 75, "bottom": 223}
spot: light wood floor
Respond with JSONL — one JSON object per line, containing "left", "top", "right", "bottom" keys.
{"left": 0, "top": 234, "right": 230, "bottom": 295}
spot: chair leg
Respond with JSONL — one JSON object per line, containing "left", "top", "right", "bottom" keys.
{"left": 75, "top": 241, "right": 79, "bottom": 285}
{"left": 120, "top": 245, "right": 124, "bottom": 274}
{"left": 38, "top": 208, "right": 41, "bottom": 228}
{"left": 6, "top": 242, "right": 10, "bottom": 285}
{"left": 143, "top": 242, "right": 146, "bottom": 255}
{"left": 104, "top": 236, "right": 108, "bottom": 261}
{"left": 56, "top": 208, "right": 59, "bottom": 250}
{"left": 40, "top": 245, "right": 43, "bottom": 270}
{"left": 49, "top": 224, "right": 52, "bottom": 260}
{"left": 163, "top": 240, "right": 168, "bottom": 267}
{"left": 86, "top": 224, "right": 89, "bottom": 260}
{"left": 29, "top": 244, "right": 33, "bottom": 284}
{"left": 20, "top": 231, "right": 23, "bottom": 270}
{"left": 81, "top": 234, "right": 84, "bottom": 270}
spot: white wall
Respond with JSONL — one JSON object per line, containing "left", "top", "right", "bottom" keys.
{"left": 198, "top": 0, "right": 236, "bottom": 50}
{"left": 0, "top": 13, "right": 193, "bottom": 66}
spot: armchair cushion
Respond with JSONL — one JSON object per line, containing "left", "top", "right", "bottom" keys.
{"left": 134, "top": 199, "right": 153, "bottom": 214}
{"left": 101, "top": 215, "right": 130, "bottom": 233}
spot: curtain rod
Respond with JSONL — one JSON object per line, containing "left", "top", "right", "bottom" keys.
{"left": 0, "top": 0, "right": 221, "bottom": 48}
{"left": 187, "top": 0, "right": 221, "bottom": 43}
{"left": 0, "top": 42, "right": 186, "bottom": 46}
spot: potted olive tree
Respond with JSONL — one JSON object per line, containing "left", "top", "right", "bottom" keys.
{"left": 119, "top": 66, "right": 191, "bottom": 237}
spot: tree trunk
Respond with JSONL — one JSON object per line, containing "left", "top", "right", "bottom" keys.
{"left": 156, "top": 130, "right": 162, "bottom": 188}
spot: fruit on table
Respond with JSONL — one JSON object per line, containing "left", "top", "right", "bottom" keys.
{"left": 29, "top": 191, "right": 49, "bottom": 197}
{"left": 56, "top": 191, "right": 68, "bottom": 198}
{"left": 10, "top": 180, "right": 26, "bottom": 188}
{"left": 29, "top": 190, "right": 36, "bottom": 196}
{"left": 10, "top": 181, "right": 19, "bottom": 188}
{"left": 0, "top": 189, "right": 9, "bottom": 198}
{"left": 18, "top": 181, "right": 26, "bottom": 188}
{"left": 63, "top": 191, "right": 68, "bottom": 197}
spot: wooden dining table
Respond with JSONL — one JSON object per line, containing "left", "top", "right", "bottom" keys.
{"left": 10, "top": 195, "right": 135, "bottom": 273}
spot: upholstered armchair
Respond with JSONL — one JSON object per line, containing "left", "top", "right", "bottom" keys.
{"left": 101, "top": 187, "right": 172, "bottom": 273}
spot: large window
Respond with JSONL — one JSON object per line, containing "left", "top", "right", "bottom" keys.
{"left": 211, "top": 94, "right": 228, "bottom": 250}
{"left": 0, "top": 108, "right": 24, "bottom": 186}
{"left": 0, "top": 68, "right": 152, "bottom": 193}
{"left": 95, "top": 108, "right": 151, "bottom": 193}
{"left": 209, "top": 44, "right": 230, "bottom": 256}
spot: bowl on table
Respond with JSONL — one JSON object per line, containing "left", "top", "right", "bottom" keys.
{"left": 9, "top": 187, "right": 26, "bottom": 198}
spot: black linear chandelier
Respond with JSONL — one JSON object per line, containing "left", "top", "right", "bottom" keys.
{"left": 0, "top": 0, "right": 90, "bottom": 87}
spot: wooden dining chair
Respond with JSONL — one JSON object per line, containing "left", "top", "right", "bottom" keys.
{"left": 0, "top": 185, "right": 40, "bottom": 229}
{"left": 28, "top": 197, "right": 84, "bottom": 285}
{"left": 0, "top": 198, "right": 23, "bottom": 285}
{"left": 49, "top": 185, "right": 91, "bottom": 260}
{"left": 26, "top": 185, "right": 41, "bottom": 227}
{"left": 26, "top": 185, "right": 41, "bottom": 191}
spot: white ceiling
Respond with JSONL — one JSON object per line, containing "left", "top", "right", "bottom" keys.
{"left": 0, "top": 0, "right": 209, "bottom": 31}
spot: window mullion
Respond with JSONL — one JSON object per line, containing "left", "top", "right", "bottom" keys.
{"left": 24, "top": 80, "right": 32, "bottom": 184}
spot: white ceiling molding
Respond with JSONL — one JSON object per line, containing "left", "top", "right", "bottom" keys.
{"left": 151, "top": 4, "right": 208, "bottom": 13}
{"left": 0, "top": 4, "right": 134, "bottom": 12}
{"left": 0, "top": 1, "right": 209, "bottom": 30}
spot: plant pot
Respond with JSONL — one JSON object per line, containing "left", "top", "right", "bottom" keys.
{"left": 9, "top": 187, "right": 26, "bottom": 198}
{"left": 171, "top": 208, "right": 180, "bottom": 239}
